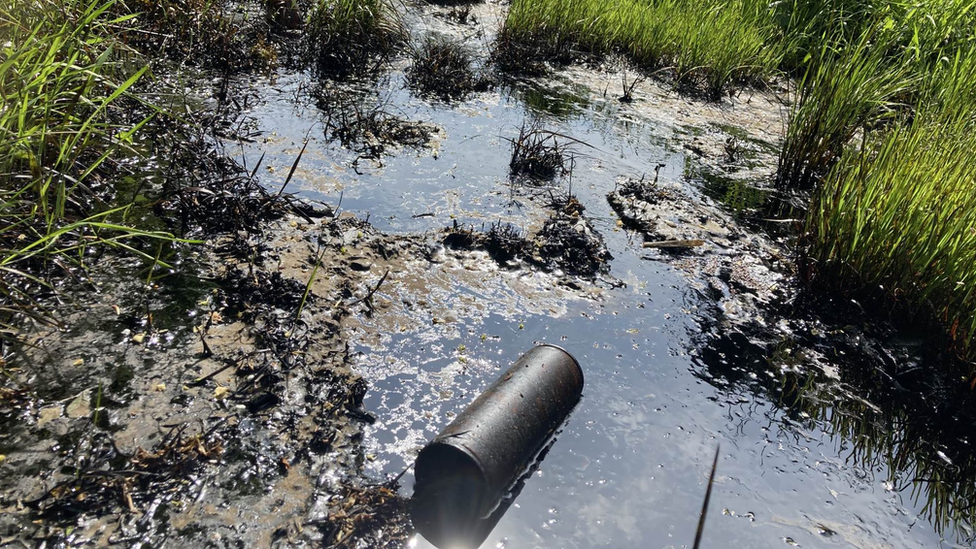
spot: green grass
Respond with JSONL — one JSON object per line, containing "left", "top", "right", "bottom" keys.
{"left": 776, "top": 29, "right": 916, "bottom": 189}
{"left": 789, "top": 4, "right": 976, "bottom": 365}
{"left": 502, "top": 0, "right": 778, "bottom": 96}
{"left": 804, "top": 49, "right": 976, "bottom": 362}
{"left": 0, "top": 0, "right": 184, "bottom": 333}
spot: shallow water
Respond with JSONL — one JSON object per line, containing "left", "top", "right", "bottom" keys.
{"left": 220, "top": 5, "right": 975, "bottom": 549}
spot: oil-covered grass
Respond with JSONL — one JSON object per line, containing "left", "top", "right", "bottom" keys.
{"left": 500, "top": 0, "right": 777, "bottom": 96}
{"left": 407, "top": 37, "right": 482, "bottom": 100}
{"left": 308, "top": 0, "right": 405, "bottom": 75}
{"left": 115, "top": 0, "right": 264, "bottom": 69}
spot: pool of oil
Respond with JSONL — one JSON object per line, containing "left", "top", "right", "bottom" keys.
{"left": 216, "top": 3, "right": 975, "bottom": 548}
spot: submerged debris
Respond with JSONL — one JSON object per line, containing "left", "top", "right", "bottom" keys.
{"left": 316, "top": 484, "right": 412, "bottom": 548}
{"left": 608, "top": 175, "right": 726, "bottom": 249}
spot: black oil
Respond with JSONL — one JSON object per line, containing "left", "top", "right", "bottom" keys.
{"left": 223, "top": 2, "right": 975, "bottom": 546}
{"left": 4, "top": 1, "right": 974, "bottom": 548}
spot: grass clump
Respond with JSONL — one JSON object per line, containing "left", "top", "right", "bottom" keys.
{"left": 407, "top": 37, "right": 484, "bottom": 100}
{"left": 500, "top": 0, "right": 777, "bottom": 96}
{"left": 307, "top": 0, "right": 405, "bottom": 76}
{"left": 0, "top": 0, "right": 186, "bottom": 332}
{"left": 507, "top": 123, "right": 572, "bottom": 181}
{"left": 803, "top": 52, "right": 976, "bottom": 364}
{"left": 774, "top": 2, "right": 976, "bottom": 367}
{"left": 776, "top": 31, "right": 914, "bottom": 190}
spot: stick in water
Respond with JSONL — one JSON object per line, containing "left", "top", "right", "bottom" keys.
{"left": 693, "top": 445, "right": 721, "bottom": 549}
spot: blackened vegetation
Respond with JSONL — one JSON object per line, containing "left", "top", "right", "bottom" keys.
{"left": 26, "top": 426, "right": 224, "bottom": 526}
{"left": 442, "top": 4, "right": 475, "bottom": 24}
{"left": 408, "top": 37, "right": 488, "bottom": 100}
{"left": 3, "top": 112, "right": 404, "bottom": 549}
{"left": 317, "top": 484, "right": 412, "bottom": 548}
{"left": 114, "top": 0, "right": 277, "bottom": 72}
{"left": 443, "top": 198, "right": 611, "bottom": 278}
{"left": 222, "top": 270, "right": 308, "bottom": 321}
{"left": 155, "top": 135, "right": 288, "bottom": 239}
{"left": 265, "top": 0, "right": 304, "bottom": 33}
{"left": 537, "top": 216, "right": 610, "bottom": 277}
{"left": 444, "top": 221, "right": 530, "bottom": 266}
{"left": 493, "top": 27, "right": 575, "bottom": 76}
{"left": 209, "top": 216, "right": 413, "bottom": 548}
{"left": 508, "top": 123, "right": 572, "bottom": 181}
{"left": 148, "top": 105, "right": 328, "bottom": 259}
{"left": 318, "top": 91, "right": 437, "bottom": 162}
{"left": 307, "top": 0, "right": 406, "bottom": 77}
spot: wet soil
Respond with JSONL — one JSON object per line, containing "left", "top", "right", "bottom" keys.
{"left": 3, "top": 0, "right": 976, "bottom": 548}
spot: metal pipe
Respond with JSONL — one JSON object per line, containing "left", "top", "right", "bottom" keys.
{"left": 411, "top": 344, "right": 584, "bottom": 549}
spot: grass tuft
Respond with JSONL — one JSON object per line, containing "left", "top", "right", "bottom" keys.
{"left": 776, "top": 30, "right": 915, "bottom": 190}
{"left": 407, "top": 37, "right": 485, "bottom": 100}
{"left": 507, "top": 123, "right": 572, "bottom": 181}
{"left": 307, "top": 0, "right": 406, "bottom": 76}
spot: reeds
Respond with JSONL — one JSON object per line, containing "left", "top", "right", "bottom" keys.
{"left": 785, "top": 4, "right": 976, "bottom": 364}
{"left": 508, "top": 123, "right": 572, "bottom": 181}
{"left": 776, "top": 30, "right": 914, "bottom": 190}
{"left": 805, "top": 105, "right": 976, "bottom": 362}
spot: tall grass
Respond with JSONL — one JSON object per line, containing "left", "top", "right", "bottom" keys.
{"left": 804, "top": 48, "right": 976, "bottom": 362}
{"left": 0, "top": 0, "right": 181, "bottom": 333}
{"left": 502, "top": 0, "right": 778, "bottom": 96}
{"left": 776, "top": 30, "right": 915, "bottom": 189}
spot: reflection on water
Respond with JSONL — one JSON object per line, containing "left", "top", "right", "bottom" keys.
{"left": 694, "top": 307, "right": 976, "bottom": 545}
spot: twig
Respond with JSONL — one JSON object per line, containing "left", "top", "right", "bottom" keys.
{"left": 693, "top": 445, "right": 721, "bottom": 549}
{"left": 348, "top": 270, "right": 390, "bottom": 308}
